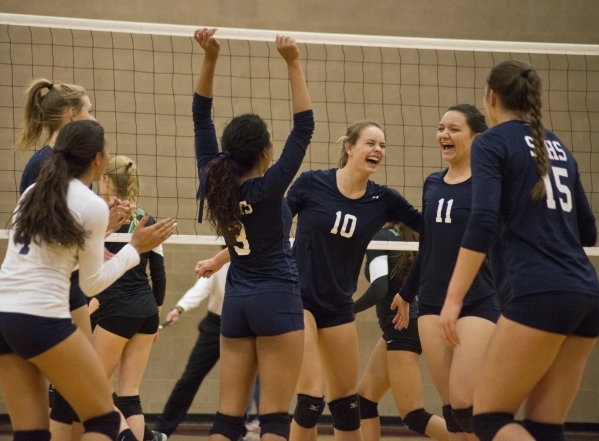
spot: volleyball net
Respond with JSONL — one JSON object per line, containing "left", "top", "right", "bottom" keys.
{"left": 1, "top": 14, "right": 598, "bottom": 252}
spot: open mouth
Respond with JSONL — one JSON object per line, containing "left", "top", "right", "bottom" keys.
{"left": 366, "top": 156, "right": 380, "bottom": 166}
{"left": 442, "top": 144, "right": 455, "bottom": 152}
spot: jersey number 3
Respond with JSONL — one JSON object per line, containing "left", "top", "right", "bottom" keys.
{"left": 233, "top": 201, "right": 253, "bottom": 255}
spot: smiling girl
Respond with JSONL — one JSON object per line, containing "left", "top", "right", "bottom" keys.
{"left": 392, "top": 104, "right": 499, "bottom": 441}
{"left": 287, "top": 121, "right": 421, "bottom": 441}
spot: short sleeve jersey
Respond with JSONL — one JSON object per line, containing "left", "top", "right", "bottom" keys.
{"left": 287, "top": 169, "right": 421, "bottom": 314}
{"left": 364, "top": 227, "right": 418, "bottom": 328}
{"left": 462, "top": 120, "right": 599, "bottom": 298}
{"left": 415, "top": 170, "right": 496, "bottom": 307}
{"left": 194, "top": 93, "right": 314, "bottom": 296}
{"left": 96, "top": 209, "right": 166, "bottom": 318}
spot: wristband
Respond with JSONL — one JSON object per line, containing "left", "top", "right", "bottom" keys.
{"left": 174, "top": 305, "right": 184, "bottom": 314}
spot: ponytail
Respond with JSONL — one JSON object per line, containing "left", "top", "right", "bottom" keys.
{"left": 524, "top": 71, "right": 548, "bottom": 200}
{"left": 204, "top": 157, "right": 242, "bottom": 244}
{"left": 487, "top": 61, "right": 547, "bottom": 200}
{"left": 203, "top": 113, "right": 271, "bottom": 244}
{"left": 102, "top": 155, "right": 140, "bottom": 226}
{"left": 16, "top": 78, "right": 86, "bottom": 150}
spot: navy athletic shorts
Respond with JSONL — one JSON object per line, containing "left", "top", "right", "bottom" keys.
{"left": 304, "top": 303, "right": 355, "bottom": 329}
{"left": 381, "top": 319, "right": 422, "bottom": 353}
{"left": 418, "top": 295, "right": 500, "bottom": 323}
{"left": 503, "top": 291, "right": 599, "bottom": 337}
{"left": 0, "top": 312, "right": 77, "bottom": 359}
{"left": 69, "top": 271, "right": 88, "bottom": 312}
{"left": 96, "top": 314, "right": 160, "bottom": 339}
{"left": 221, "top": 291, "right": 304, "bottom": 338}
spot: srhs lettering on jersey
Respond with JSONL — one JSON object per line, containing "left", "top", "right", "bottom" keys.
{"left": 525, "top": 136, "right": 567, "bottom": 162}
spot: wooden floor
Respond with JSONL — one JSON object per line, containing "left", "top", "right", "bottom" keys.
{"left": 0, "top": 423, "right": 597, "bottom": 440}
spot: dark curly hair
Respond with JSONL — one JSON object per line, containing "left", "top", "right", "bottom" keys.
{"left": 203, "top": 113, "right": 271, "bottom": 244}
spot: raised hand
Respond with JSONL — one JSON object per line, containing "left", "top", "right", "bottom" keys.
{"left": 194, "top": 28, "right": 220, "bottom": 59}
{"left": 276, "top": 35, "right": 300, "bottom": 64}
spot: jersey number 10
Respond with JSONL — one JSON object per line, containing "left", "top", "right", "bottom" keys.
{"left": 330, "top": 211, "right": 357, "bottom": 238}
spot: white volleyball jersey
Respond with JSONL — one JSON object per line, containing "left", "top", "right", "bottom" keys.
{"left": 0, "top": 179, "right": 140, "bottom": 318}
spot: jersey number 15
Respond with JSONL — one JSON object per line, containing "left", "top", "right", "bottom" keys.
{"left": 543, "top": 166, "right": 572, "bottom": 212}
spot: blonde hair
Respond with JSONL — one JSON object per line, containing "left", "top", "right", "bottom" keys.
{"left": 16, "top": 78, "right": 87, "bottom": 150}
{"left": 337, "top": 120, "right": 384, "bottom": 168}
{"left": 103, "top": 155, "right": 140, "bottom": 210}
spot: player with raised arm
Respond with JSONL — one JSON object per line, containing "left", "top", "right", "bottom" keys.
{"left": 440, "top": 61, "right": 599, "bottom": 441}
{"left": 193, "top": 28, "right": 314, "bottom": 441}
{"left": 0, "top": 119, "right": 175, "bottom": 441}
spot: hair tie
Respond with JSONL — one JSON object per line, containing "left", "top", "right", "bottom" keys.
{"left": 48, "top": 83, "right": 54, "bottom": 90}
{"left": 218, "top": 151, "right": 230, "bottom": 160}
{"left": 126, "top": 161, "right": 133, "bottom": 169}
{"left": 521, "top": 69, "right": 533, "bottom": 79}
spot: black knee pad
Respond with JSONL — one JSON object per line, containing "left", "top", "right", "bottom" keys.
{"left": 472, "top": 412, "right": 515, "bottom": 441}
{"left": 259, "top": 412, "right": 290, "bottom": 439}
{"left": 328, "top": 394, "right": 361, "bottom": 432}
{"left": 83, "top": 411, "right": 120, "bottom": 440}
{"left": 112, "top": 392, "right": 119, "bottom": 406}
{"left": 403, "top": 408, "right": 433, "bottom": 435}
{"left": 293, "top": 393, "right": 325, "bottom": 429}
{"left": 523, "top": 419, "right": 566, "bottom": 441}
{"left": 442, "top": 405, "right": 462, "bottom": 433}
{"left": 452, "top": 406, "right": 474, "bottom": 433}
{"left": 209, "top": 412, "right": 245, "bottom": 441}
{"left": 49, "top": 389, "right": 80, "bottom": 424}
{"left": 358, "top": 395, "right": 378, "bottom": 419}
{"left": 117, "top": 395, "right": 143, "bottom": 418}
{"left": 13, "top": 430, "right": 51, "bottom": 441}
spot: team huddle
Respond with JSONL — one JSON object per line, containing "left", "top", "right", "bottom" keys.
{"left": 0, "top": 27, "right": 596, "bottom": 441}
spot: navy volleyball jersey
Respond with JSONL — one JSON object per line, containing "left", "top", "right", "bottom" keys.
{"left": 462, "top": 120, "right": 599, "bottom": 298}
{"left": 402, "top": 170, "right": 496, "bottom": 307}
{"left": 194, "top": 93, "right": 314, "bottom": 296}
{"left": 96, "top": 210, "right": 166, "bottom": 318}
{"left": 20, "top": 145, "right": 53, "bottom": 194}
{"left": 287, "top": 169, "right": 421, "bottom": 314}
{"left": 364, "top": 227, "right": 418, "bottom": 329}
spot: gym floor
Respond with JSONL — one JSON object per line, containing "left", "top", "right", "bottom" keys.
{"left": 0, "top": 423, "right": 598, "bottom": 439}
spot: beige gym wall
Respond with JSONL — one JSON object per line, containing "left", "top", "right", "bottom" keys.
{"left": 0, "top": 0, "right": 598, "bottom": 424}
